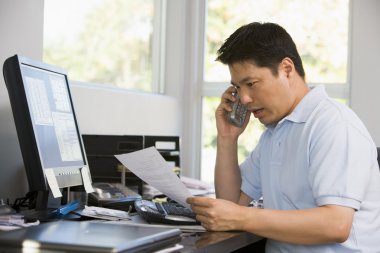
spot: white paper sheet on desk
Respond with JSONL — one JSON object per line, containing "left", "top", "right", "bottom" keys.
{"left": 115, "top": 147, "right": 192, "bottom": 208}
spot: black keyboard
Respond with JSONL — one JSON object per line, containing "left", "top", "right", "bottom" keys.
{"left": 156, "top": 202, "right": 196, "bottom": 219}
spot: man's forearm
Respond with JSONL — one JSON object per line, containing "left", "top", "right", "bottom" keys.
{"left": 214, "top": 135, "right": 242, "bottom": 202}
{"left": 240, "top": 205, "right": 354, "bottom": 245}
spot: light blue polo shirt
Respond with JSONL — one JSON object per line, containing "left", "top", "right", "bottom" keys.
{"left": 240, "top": 86, "right": 380, "bottom": 253}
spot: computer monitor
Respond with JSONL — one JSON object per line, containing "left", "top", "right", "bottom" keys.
{"left": 2, "top": 55, "right": 91, "bottom": 212}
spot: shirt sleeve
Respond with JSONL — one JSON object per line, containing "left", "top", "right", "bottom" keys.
{"left": 309, "top": 120, "right": 373, "bottom": 210}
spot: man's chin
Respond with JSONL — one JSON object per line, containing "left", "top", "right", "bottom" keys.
{"left": 256, "top": 116, "right": 267, "bottom": 125}
{"left": 259, "top": 117, "right": 278, "bottom": 127}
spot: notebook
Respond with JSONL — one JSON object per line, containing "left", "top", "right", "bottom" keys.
{"left": 0, "top": 220, "right": 181, "bottom": 252}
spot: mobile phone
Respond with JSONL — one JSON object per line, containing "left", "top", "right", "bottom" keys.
{"left": 227, "top": 93, "right": 248, "bottom": 127}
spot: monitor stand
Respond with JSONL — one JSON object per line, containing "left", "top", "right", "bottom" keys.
{"left": 21, "top": 190, "right": 82, "bottom": 222}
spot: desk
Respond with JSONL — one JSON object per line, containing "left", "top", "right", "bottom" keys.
{"left": 99, "top": 219, "right": 264, "bottom": 252}
{"left": 179, "top": 230, "right": 264, "bottom": 253}
{"left": 106, "top": 215, "right": 264, "bottom": 253}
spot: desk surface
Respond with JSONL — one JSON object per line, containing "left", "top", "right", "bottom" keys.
{"left": 180, "top": 230, "right": 263, "bottom": 253}
{"left": 119, "top": 214, "right": 264, "bottom": 252}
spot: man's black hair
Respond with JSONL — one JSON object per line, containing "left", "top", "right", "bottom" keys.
{"left": 216, "top": 22, "right": 305, "bottom": 79}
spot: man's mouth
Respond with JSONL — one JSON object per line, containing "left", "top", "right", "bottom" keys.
{"left": 252, "top": 108, "right": 264, "bottom": 118}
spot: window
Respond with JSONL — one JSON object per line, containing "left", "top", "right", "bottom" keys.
{"left": 201, "top": 0, "right": 350, "bottom": 182}
{"left": 43, "top": 0, "right": 165, "bottom": 93}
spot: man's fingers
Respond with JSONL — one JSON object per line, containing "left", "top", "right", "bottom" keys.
{"left": 187, "top": 197, "right": 212, "bottom": 207}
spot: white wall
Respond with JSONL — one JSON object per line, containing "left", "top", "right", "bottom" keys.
{"left": 71, "top": 83, "right": 180, "bottom": 136}
{"left": 350, "top": 0, "right": 380, "bottom": 146}
{"left": 0, "top": 0, "right": 44, "bottom": 202}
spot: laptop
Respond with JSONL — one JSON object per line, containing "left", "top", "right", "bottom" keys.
{"left": 0, "top": 220, "right": 181, "bottom": 252}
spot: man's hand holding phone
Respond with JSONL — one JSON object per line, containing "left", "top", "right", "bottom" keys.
{"left": 227, "top": 92, "right": 248, "bottom": 127}
{"left": 215, "top": 86, "right": 250, "bottom": 138}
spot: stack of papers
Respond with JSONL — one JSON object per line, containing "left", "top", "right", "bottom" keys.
{"left": 81, "top": 206, "right": 131, "bottom": 221}
{"left": 0, "top": 214, "right": 39, "bottom": 231}
{"left": 180, "top": 176, "right": 215, "bottom": 196}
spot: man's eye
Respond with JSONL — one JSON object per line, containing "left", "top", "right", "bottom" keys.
{"left": 247, "top": 82, "right": 256, "bottom": 87}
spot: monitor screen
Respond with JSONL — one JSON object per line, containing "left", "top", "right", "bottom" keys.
{"left": 3, "top": 55, "right": 89, "bottom": 206}
{"left": 21, "top": 64, "right": 85, "bottom": 169}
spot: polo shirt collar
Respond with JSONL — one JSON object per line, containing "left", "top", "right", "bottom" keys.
{"left": 282, "top": 85, "right": 328, "bottom": 124}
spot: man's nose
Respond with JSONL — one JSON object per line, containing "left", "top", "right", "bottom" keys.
{"left": 239, "top": 89, "right": 252, "bottom": 105}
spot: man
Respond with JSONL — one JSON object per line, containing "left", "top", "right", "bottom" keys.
{"left": 187, "top": 22, "right": 380, "bottom": 252}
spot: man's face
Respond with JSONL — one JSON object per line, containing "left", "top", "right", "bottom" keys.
{"left": 229, "top": 61, "right": 297, "bottom": 126}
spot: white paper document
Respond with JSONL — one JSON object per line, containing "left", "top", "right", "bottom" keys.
{"left": 115, "top": 147, "right": 192, "bottom": 207}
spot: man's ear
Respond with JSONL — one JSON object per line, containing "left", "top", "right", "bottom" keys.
{"left": 280, "top": 57, "right": 294, "bottom": 78}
